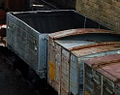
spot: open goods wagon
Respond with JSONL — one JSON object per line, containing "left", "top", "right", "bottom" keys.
{"left": 6, "top": 10, "right": 108, "bottom": 79}
{"left": 84, "top": 54, "right": 120, "bottom": 95}
{"left": 48, "top": 28, "right": 120, "bottom": 95}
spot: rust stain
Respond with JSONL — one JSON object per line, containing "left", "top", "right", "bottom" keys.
{"left": 93, "top": 60, "right": 120, "bottom": 69}
{"left": 98, "top": 62, "right": 120, "bottom": 83}
{"left": 69, "top": 42, "right": 120, "bottom": 51}
{"left": 71, "top": 42, "right": 120, "bottom": 57}
{"left": 48, "top": 61, "right": 55, "bottom": 81}
{"left": 49, "top": 28, "right": 112, "bottom": 40}
{"left": 85, "top": 54, "right": 120, "bottom": 69}
{"left": 97, "top": 68, "right": 117, "bottom": 83}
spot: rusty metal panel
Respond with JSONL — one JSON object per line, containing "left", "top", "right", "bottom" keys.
{"left": 84, "top": 54, "right": 120, "bottom": 95}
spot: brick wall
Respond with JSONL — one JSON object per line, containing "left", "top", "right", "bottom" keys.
{"left": 76, "top": 0, "right": 120, "bottom": 33}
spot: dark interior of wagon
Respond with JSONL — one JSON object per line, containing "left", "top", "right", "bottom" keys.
{"left": 14, "top": 11, "right": 110, "bottom": 33}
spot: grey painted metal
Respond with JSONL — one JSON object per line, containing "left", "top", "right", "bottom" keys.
{"left": 6, "top": 10, "right": 109, "bottom": 79}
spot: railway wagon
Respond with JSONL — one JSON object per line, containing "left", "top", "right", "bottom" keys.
{"left": 84, "top": 54, "right": 120, "bottom": 95}
{"left": 6, "top": 10, "right": 108, "bottom": 79}
{"left": 48, "top": 28, "right": 120, "bottom": 95}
